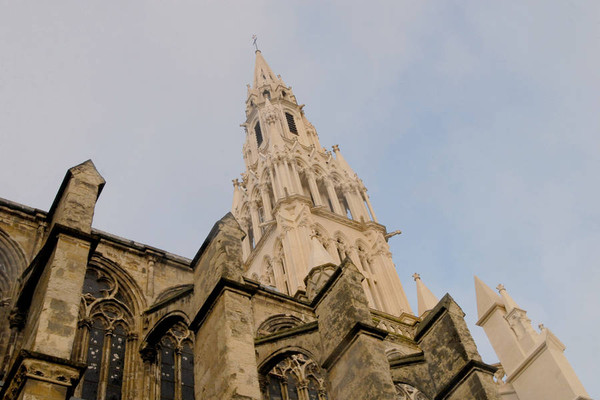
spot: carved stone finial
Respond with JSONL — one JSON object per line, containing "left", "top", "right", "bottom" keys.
{"left": 538, "top": 323, "right": 546, "bottom": 331}
{"left": 412, "top": 273, "right": 421, "bottom": 281}
{"left": 332, "top": 144, "right": 340, "bottom": 152}
{"left": 496, "top": 284, "right": 506, "bottom": 292}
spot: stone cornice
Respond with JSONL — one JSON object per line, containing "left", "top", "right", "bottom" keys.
{"left": 0, "top": 196, "right": 47, "bottom": 221}
{"left": 388, "top": 351, "right": 425, "bottom": 368}
{"left": 0, "top": 350, "right": 87, "bottom": 400}
{"left": 254, "top": 321, "right": 319, "bottom": 345}
{"left": 93, "top": 228, "right": 191, "bottom": 267}
{"left": 144, "top": 284, "right": 194, "bottom": 315}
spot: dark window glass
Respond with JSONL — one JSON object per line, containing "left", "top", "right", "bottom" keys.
{"left": 82, "top": 319, "right": 106, "bottom": 399}
{"left": 307, "top": 378, "right": 320, "bottom": 400}
{"left": 286, "top": 372, "right": 299, "bottom": 400}
{"left": 255, "top": 122, "right": 263, "bottom": 146}
{"left": 160, "top": 337, "right": 176, "bottom": 400}
{"left": 285, "top": 113, "right": 298, "bottom": 134}
{"left": 181, "top": 341, "right": 195, "bottom": 399}
{"left": 83, "top": 269, "right": 111, "bottom": 298}
{"left": 267, "top": 375, "right": 283, "bottom": 400}
{"left": 105, "top": 324, "right": 127, "bottom": 400}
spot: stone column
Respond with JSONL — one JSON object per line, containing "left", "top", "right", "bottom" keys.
{"left": 269, "top": 165, "right": 282, "bottom": 200}
{"left": 260, "top": 184, "right": 273, "bottom": 221}
{"left": 141, "top": 348, "right": 158, "bottom": 400}
{"left": 289, "top": 159, "right": 303, "bottom": 195}
{"left": 363, "top": 190, "right": 378, "bottom": 222}
{"left": 306, "top": 170, "right": 323, "bottom": 206}
{"left": 354, "top": 187, "right": 371, "bottom": 222}
{"left": 174, "top": 346, "right": 183, "bottom": 400}
{"left": 249, "top": 201, "right": 262, "bottom": 243}
{"left": 325, "top": 179, "right": 343, "bottom": 215}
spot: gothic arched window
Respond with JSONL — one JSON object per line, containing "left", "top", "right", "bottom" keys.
{"left": 75, "top": 267, "right": 135, "bottom": 400}
{"left": 261, "top": 353, "right": 328, "bottom": 400}
{"left": 144, "top": 321, "right": 195, "bottom": 400}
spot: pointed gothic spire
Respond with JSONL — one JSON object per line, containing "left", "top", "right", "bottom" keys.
{"left": 474, "top": 276, "right": 503, "bottom": 320}
{"left": 413, "top": 273, "right": 439, "bottom": 316}
{"left": 253, "top": 50, "right": 280, "bottom": 88}
{"left": 496, "top": 284, "right": 520, "bottom": 314}
{"left": 332, "top": 145, "right": 355, "bottom": 176}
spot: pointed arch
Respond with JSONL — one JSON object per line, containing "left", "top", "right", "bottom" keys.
{"left": 88, "top": 254, "right": 147, "bottom": 317}
{"left": 259, "top": 348, "right": 328, "bottom": 400}
{"left": 0, "top": 228, "right": 28, "bottom": 300}
{"left": 142, "top": 310, "right": 191, "bottom": 349}
{"left": 141, "top": 311, "right": 195, "bottom": 400}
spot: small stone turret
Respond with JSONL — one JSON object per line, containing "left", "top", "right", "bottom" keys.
{"left": 475, "top": 277, "right": 591, "bottom": 400}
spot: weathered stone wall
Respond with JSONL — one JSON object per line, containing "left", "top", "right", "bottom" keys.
{"left": 194, "top": 290, "right": 260, "bottom": 399}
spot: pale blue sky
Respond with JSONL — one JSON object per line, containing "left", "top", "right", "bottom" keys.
{"left": 1, "top": 1, "right": 598, "bottom": 395}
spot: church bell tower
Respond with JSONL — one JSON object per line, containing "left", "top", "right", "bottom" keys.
{"left": 231, "top": 50, "right": 412, "bottom": 316}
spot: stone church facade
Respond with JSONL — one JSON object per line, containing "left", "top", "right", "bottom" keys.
{"left": 0, "top": 50, "right": 586, "bottom": 400}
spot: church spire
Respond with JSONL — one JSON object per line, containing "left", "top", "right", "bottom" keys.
{"left": 233, "top": 48, "right": 413, "bottom": 316}
{"left": 474, "top": 276, "right": 503, "bottom": 320}
{"left": 413, "top": 273, "right": 439, "bottom": 316}
{"left": 253, "top": 50, "right": 282, "bottom": 89}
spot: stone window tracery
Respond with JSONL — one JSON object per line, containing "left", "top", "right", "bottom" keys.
{"left": 75, "top": 267, "right": 135, "bottom": 400}
{"left": 145, "top": 321, "right": 195, "bottom": 400}
{"left": 261, "top": 353, "right": 328, "bottom": 400}
{"left": 394, "top": 382, "right": 430, "bottom": 400}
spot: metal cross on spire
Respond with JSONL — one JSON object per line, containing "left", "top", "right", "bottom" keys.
{"left": 252, "top": 34, "right": 259, "bottom": 52}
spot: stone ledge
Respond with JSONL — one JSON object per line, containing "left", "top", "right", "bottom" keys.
{"left": 389, "top": 351, "right": 425, "bottom": 368}
{"left": 254, "top": 321, "right": 319, "bottom": 345}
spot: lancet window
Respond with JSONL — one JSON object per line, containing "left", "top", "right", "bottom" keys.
{"left": 75, "top": 267, "right": 134, "bottom": 400}
{"left": 156, "top": 323, "right": 195, "bottom": 400}
{"left": 260, "top": 353, "right": 328, "bottom": 400}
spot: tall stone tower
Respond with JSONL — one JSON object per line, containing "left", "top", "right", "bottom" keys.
{"left": 231, "top": 50, "right": 412, "bottom": 316}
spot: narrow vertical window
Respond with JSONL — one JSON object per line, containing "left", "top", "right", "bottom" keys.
{"left": 106, "top": 325, "right": 127, "bottom": 400}
{"left": 82, "top": 319, "right": 106, "bottom": 400}
{"left": 181, "top": 342, "right": 195, "bottom": 399}
{"left": 160, "top": 337, "right": 176, "bottom": 400}
{"left": 285, "top": 113, "right": 298, "bottom": 134}
{"left": 255, "top": 122, "right": 263, "bottom": 146}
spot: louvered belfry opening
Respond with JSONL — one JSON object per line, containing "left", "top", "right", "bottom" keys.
{"left": 285, "top": 112, "right": 298, "bottom": 134}
{"left": 255, "top": 121, "right": 263, "bottom": 146}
